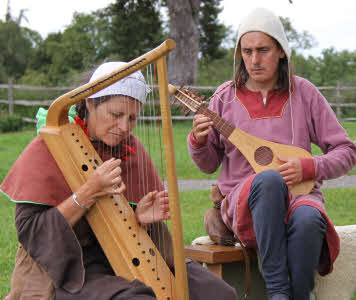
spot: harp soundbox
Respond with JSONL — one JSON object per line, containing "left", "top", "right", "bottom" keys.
{"left": 168, "top": 84, "right": 315, "bottom": 197}
{"left": 40, "top": 40, "right": 189, "bottom": 300}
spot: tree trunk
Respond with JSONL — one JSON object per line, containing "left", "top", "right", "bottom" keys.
{"left": 166, "top": 0, "right": 200, "bottom": 85}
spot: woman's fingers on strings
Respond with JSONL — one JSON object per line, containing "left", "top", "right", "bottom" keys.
{"left": 114, "top": 182, "right": 126, "bottom": 194}
{"left": 92, "top": 181, "right": 126, "bottom": 198}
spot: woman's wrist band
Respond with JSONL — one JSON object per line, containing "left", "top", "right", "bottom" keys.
{"left": 72, "top": 193, "right": 88, "bottom": 210}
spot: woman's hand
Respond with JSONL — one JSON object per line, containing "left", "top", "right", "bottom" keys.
{"left": 58, "top": 158, "right": 126, "bottom": 227}
{"left": 85, "top": 158, "right": 126, "bottom": 198}
{"left": 277, "top": 157, "right": 303, "bottom": 187}
{"left": 192, "top": 114, "right": 213, "bottom": 144}
{"left": 136, "top": 190, "right": 170, "bottom": 225}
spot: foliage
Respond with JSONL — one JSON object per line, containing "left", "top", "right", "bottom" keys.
{"left": 102, "top": 0, "right": 165, "bottom": 62}
{"left": 1, "top": 1, "right": 356, "bottom": 90}
{"left": 280, "top": 17, "right": 316, "bottom": 54}
{"left": 197, "top": 48, "right": 235, "bottom": 86}
{"left": 0, "top": 114, "right": 25, "bottom": 133}
{"left": 24, "top": 12, "right": 106, "bottom": 86}
{"left": 0, "top": 20, "right": 33, "bottom": 80}
{"left": 199, "top": 0, "right": 228, "bottom": 60}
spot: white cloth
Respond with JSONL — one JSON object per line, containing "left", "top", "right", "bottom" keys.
{"left": 234, "top": 7, "right": 291, "bottom": 64}
{"left": 88, "top": 61, "right": 149, "bottom": 103}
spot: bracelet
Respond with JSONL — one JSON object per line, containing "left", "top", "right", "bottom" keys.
{"left": 72, "top": 193, "right": 88, "bottom": 210}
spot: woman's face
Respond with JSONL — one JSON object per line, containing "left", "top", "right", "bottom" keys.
{"left": 86, "top": 96, "right": 142, "bottom": 146}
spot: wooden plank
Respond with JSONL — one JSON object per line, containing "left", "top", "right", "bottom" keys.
{"left": 184, "top": 244, "right": 255, "bottom": 264}
{"left": 206, "top": 263, "right": 223, "bottom": 278}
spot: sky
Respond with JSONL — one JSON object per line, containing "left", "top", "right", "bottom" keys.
{"left": 1, "top": 0, "right": 356, "bottom": 57}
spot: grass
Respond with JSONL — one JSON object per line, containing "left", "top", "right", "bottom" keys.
{"left": 1, "top": 121, "right": 356, "bottom": 183}
{"left": 0, "top": 122, "right": 356, "bottom": 298}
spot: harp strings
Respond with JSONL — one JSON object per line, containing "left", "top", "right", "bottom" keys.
{"left": 106, "top": 62, "right": 172, "bottom": 282}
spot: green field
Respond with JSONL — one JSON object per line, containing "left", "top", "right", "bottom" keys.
{"left": 1, "top": 123, "right": 356, "bottom": 299}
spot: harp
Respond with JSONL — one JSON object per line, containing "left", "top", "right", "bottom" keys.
{"left": 40, "top": 40, "right": 189, "bottom": 300}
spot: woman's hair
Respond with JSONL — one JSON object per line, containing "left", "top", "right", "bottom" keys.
{"left": 234, "top": 39, "right": 294, "bottom": 91}
{"left": 75, "top": 96, "right": 111, "bottom": 120}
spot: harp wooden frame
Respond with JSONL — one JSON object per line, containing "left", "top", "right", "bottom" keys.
{"left": 40, "top": 40, "right": 189, "bottom": 300}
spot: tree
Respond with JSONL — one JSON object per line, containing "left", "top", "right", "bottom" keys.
{"left": 26, "top": 12, "right": 107, "bottom": 86}
{"left": 166, "top": 0, "right": 228, "bottom": 85}
{"left": 102, "top": 0, "right": 164, "bottom": 61}
{"left": 199, "top": 0, "right": 228, "bottom": 60}
{"left": 0, "top": 4, "right": 33, "bottom": 82}
{"left": 280, "top": 17, "right": 317, "bottom": 55}
{"left": 317, "top": 48, "right": 356, "bottom": 86}
{"left": 166, "top": 0, "right": 200, "bottom": 85}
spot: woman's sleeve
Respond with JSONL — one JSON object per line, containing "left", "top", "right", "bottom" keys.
{"left": 306, "top": 82, "right": 356, "bottom": 181}
{"left": 15, "top": 203, "right": 85, "bottom": 293}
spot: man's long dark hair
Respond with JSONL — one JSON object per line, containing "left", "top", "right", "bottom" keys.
{"left": 234, "top": 40, "right": 294, "bottom": 92}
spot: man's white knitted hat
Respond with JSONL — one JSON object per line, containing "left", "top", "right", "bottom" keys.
{"left": 234, "top": 7, "right": 291, "bottom": 63}
{"left": 88, "top": 61, "right": 149, "bottom": 104}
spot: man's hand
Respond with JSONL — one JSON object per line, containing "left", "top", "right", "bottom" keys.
{"left": 192, "top": 114, "right": 214, "bottom": 144}
{"left": 277, "top": 156, "right": 303, "bottom": 187}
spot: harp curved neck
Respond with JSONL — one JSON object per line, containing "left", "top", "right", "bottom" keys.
{"left": 46, "top": 39, "right": 176, "bottom": 127}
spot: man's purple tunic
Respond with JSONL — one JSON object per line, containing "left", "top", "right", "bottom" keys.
{"left": 188, "top": 76, "right": 356, "bottom": 275}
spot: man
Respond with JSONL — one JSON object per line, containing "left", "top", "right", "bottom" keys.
{"left": 188, "top": 7, "right": 356, "bottom": 300}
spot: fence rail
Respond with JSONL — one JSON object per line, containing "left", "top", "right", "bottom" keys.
{"left": 1, "top": 82, "right": 356, "bottom": 122}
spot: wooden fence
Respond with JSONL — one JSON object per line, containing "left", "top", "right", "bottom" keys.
{"left": 1, "top": 82, "right": 356, "bottom": 122}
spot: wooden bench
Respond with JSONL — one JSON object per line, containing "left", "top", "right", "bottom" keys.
{"left": 184, "top": 244, "right": 268, "bottom": 300}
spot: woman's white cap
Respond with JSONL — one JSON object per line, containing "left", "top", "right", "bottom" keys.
{"left": 234, "top": 7, "right": 291, "bottom": 62}
{"left": 88, "top": 61, "right": 150, "bottom": 103}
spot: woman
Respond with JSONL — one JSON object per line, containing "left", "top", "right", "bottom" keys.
{"left": 1, "top": 62, "right": 237, "bottom": 300}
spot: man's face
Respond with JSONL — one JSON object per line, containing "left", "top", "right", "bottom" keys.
{"left": 240, "top": 31, "right": 285, "bottom": 88}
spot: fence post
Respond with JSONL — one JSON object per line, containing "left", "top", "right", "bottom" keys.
{"left": 336, "top": 80, "right": 341, "bottom": 120}
{"left": 8, "top": 78, "right": 14, "bottom": 115}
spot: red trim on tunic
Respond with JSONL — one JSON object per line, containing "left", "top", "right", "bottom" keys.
{"left": 300, "top": 158, "right": 316, "bottom": 181}
{"left": 236, "top": 86, "right": 290, "bottom": 120}
{"left": 236, "top": 174, "right": 258, "bottom": 248}
{"left": 189, "top": 131, "right": 206, "bottom": 149}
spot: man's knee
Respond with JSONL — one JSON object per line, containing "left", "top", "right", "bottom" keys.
{"left": 252, "top": 170, "right": 286, "bottom": 191}
{"left": 288, "top": 206, "right": 326, "bottom": 236}
{"left": 249, "top": 170, "right": 288, "bottom": 209}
